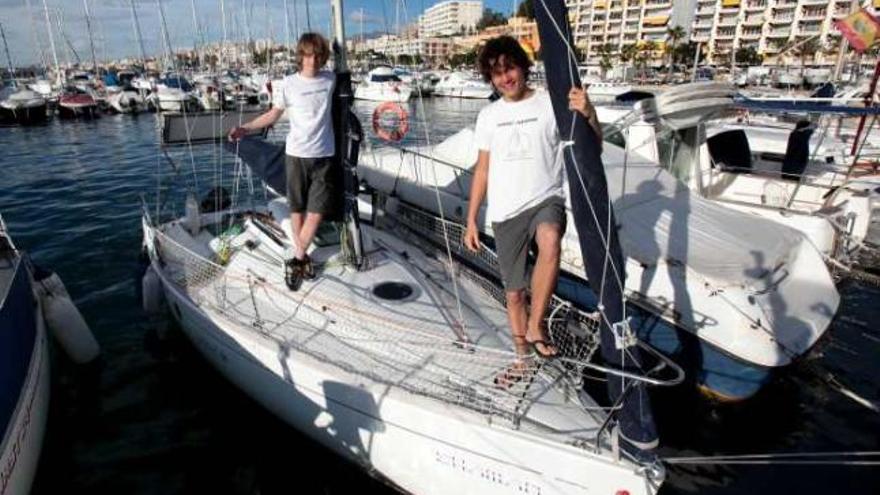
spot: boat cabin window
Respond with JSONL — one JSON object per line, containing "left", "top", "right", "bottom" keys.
{"left": 371, "top": 74, "right": 402, "bottom": 83}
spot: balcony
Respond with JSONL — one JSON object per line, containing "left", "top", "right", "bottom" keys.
{"left": 718, "top": 16, "right": 738, "bottom": 26}
{"left": 715, "top": 30, "right": 736, "bottom": 40}
{"left": 745, "top": 1, "right": 766, "bottom": 11}
{"left": 743, "top": 16, "right": 764, "bottom": 25}
{"left": 801, "top": 0, "right": 827, "bottom": 5}
{"left": 767, "top": 28, "right": 791, "bottom": 38}
{"left": 740, "top": 30, "right": 762, "bottom": 39}
{"left": 769, "top": 15, "right": 793, "bottom": 24}
{"left": 801, "top": 9, "right": 826, "bottom": 20}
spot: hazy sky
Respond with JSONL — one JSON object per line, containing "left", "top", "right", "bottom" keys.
{"left": 0, "top": 0, "right": 518, "bottom": 67}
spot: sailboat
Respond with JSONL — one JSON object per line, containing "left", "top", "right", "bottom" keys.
{"left": 141, "top": 0, "right": 676, "bottom": 493}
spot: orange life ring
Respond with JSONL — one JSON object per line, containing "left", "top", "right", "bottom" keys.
{"left": 372, "top": 102, "right": 409, "bottom": 142}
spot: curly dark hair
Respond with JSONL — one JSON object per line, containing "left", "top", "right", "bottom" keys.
{"left": 477, "top": 36, "right": 532, "bottom": 83}
{"left": 296, "top": 32, "right": 331, "bottom": 69}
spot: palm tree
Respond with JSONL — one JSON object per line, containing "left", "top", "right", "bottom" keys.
{"left": 620, "top": 42, "right": 639, "bottom": 78}
{"left": 666, "top": 25, "right": 686, "bottom": 75}
{"left": 596, "top": 42, "right": 615, "bottom": 78}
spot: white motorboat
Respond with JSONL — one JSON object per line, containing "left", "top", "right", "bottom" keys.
{"left": 106, "top": 88, "right": 144, "bottom": 114}
{"left": 0, "top": 87, "right": 48, "bottom": 124}
{"left": 354, "top": 66, "right": 413, "bottom": 102}
{"left": 155, "top": 74, "right": 197, "bottom": 113}
{"left": 432, "top": 71, "right": 493, "bottom": 99}
{"left": 360, "top": 83, "right": 839, "bottom": 400}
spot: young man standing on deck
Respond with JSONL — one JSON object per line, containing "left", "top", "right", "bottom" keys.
{"left": 464, "top": 36, "right": 601, "bottom": 383}
{"left": 229, "top": 32, "right": 336, "bottom": 290}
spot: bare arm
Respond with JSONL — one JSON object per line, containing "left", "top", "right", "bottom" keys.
{"left": 568, "top": 87, "right": 603, "bottom": 147}
{"left": 229, "top": 107, "right": 284, "bottom": 140}
{"left": 464, "top": 150, "right": 490, "bottom": 252}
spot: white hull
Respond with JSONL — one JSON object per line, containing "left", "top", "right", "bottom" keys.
{"left": 107, "top": 91, "right": 144, "bottom": 114}
{"left": 354, "top": 84, "right": 413, "bottom": 102}
{"left": 432, "top": 87, "right": 493, "bottom": 99}
{"left": 144, "top": 211, "right": 657, "bottom": 495}
{"left": 0, "top": 299, "right": 50, "bottom": 495}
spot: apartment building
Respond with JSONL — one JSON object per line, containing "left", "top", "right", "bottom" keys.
{"left": 567, "top": 0, "right": 697, "bottom": 65}
{"left": 691, "top": 0, "right": 862, "bottom": 66}
{"left": 418, "top": 1, "right": 484, "bottom": 38}
{"left": 352, "top": 35, "right": 454, "bottom": 63}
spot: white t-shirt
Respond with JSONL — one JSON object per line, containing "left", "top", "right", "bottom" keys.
{"left": 272, "top": 71, "right": 336, "bottom": 158}
{"left": 474, "top": 91, "right": 565, "bottom": 223}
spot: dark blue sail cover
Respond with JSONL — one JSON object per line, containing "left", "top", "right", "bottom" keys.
{"left": 224, "top": 136, "right": 287, "bottom": 195}
{"left": 533, "top": 0, "right": 657, "bottom": 449}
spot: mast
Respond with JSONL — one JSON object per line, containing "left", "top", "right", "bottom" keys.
{"left": 190, "top": 0, "right": 203, "bottom": 69}
{"left": 41, "top": 0, "right": 61, "bottom": 85}
{"left": 220, "top": 0, "right": 228, "bottom": 67}
{"left": 533, "top": 0, "right": 657, "bottom": 454}
{"left": 155, "top": 0, "right": 174, "bottom": 70}
{"left": 128, "top": 0, "right": 147, "bottom": 68}
{"left": 0, "top": 22, "right": 15, "bottom": 88}
{"left": 82, "top": 0, "right": 99, "bottom": 76}
{"left": 284, "top": 0, "right": 291, "bottom": 64}
{"left": 24, "top": 0, "right": 49, "bottom": 77}
{"left": 330, "top": 0, "right": 363, "bottom": 267}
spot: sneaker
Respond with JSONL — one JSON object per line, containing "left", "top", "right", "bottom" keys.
{"left": 284, "top": 258, "right": 304, "bottom": 291}
{"left": 302, "top": 253, "right": 316, "bottom": 280}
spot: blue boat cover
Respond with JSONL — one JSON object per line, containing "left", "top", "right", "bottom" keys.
{"left": 0, "top": 257, "right": 37, "bottom": 441}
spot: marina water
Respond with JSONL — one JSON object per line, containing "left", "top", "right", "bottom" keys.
{"left": 1, "top": 97, "right": 878, "bottom": 494}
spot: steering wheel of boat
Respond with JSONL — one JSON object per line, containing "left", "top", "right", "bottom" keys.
{"left": 372, "top": 102, "right": 409, "bottom": 142}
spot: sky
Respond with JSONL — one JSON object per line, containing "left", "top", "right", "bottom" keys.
{"left": 0, "top": 0, "right": 519, "bottom": 67}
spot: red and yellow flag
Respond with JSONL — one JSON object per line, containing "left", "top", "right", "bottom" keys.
{"left": 835, "top": 8, "right": 880, "bottom": 53}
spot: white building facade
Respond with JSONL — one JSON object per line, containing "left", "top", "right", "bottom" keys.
{"left": 567, "top": 0, "right": 697, "bottom": 66}
{"left": 690, "top": 0, "right": 860, "bottom": 66}
{"left": 418, "top": 1, "right": 483, "bottom": 37}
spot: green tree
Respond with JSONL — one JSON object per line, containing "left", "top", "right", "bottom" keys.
{"left": 665, "top": 25, "right": 685, "bottom": 73}
{"left": 448, "top": 49, "right": 478, "bottom": 68}
{"left": 476, "top": 8, "right": 507, "bottom": 30}
{"left": 595, "top": 42, "right": 615, "bottom": 78}
{"left": 734, "top": 46, "right": 762, "bottom": 66}
{"left": 516, "top": 0, "right": 534, "bottom": 19}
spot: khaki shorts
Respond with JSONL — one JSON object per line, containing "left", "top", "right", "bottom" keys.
{"left": 285, "top": 155, "right": 339, "bottom": 215}
{"left": 491, "top": 196, "right": 567, "bottom": 291}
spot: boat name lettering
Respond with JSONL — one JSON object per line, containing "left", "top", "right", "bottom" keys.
{"left": 434, "top": 449, "right": 542, "bottom": 494}
{"left": 0, "top": 346, "right": 41, "bottom": 495}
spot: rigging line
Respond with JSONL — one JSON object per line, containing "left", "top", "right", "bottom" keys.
{"left": 537, "top": 0, "right": 628, "bottom": 308}
{"left": 155, "top": 0, "right": 199, "bottom": 194}
{"left": 304, "top": 0, "right": 312, "bottom": 31}
{"left": 410, "top": 58, "right": 469, "bottom": 337}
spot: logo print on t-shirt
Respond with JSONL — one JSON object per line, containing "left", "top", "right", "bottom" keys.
{"left": 498, "top": 117, "right": 537, "bottom": 162}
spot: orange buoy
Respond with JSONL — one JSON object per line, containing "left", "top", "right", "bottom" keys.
{"left": 372, "top": 102, "right": 409, "bottom": 142}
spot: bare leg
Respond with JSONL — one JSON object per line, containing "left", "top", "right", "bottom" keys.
{"left": 297, "top": 212, "right": 324, "bottom": 256}
{"left": 495, "top": 289, "right": 531, "bottom": 388}
{"left": 526, "top": 223, "right": 562, "bottom": 356}
{"left": 289, "top": 212, "right": 305, "bottom": 258}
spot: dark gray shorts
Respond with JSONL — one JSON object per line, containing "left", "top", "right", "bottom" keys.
{"left": 492, "top": 196, "right": 567, "bottom": 291}
{"left": 286, "top": 155, "right": 338, "bottom": 215}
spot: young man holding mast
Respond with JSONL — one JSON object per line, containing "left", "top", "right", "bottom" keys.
{"left": 229, "top": 33, "right": 336, "bottom": 290}
{"left": 464, "top": 36, "right": 601, "bottom": 382}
